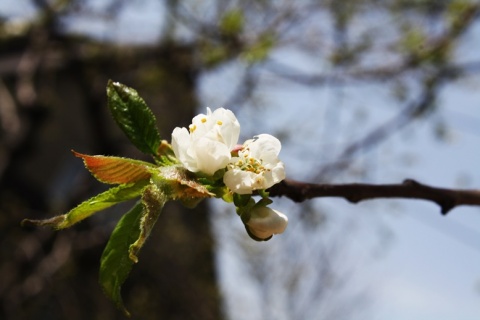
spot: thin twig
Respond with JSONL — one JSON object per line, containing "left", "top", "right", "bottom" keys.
{"left": 314, "top": 73, "right": 440, "bottom": 181}
{"left": 269, "top": 179, "right": 480, "bottom": 215}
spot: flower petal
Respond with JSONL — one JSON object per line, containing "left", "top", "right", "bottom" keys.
{"left": 247, "top": 134, "right": 281, "bottom": 159}
{"left": 171, "top": 107, "right": 240, "bottom": 176}
{"left": 194, "top": 137, "right": 231, "bottom": 175}
{"left": 224, "top": 169, "right": 257, "bottom": 194}
{"left": 212, "top": 108, "right": 240, "bottom": 149}
{"left": 225, "top": 133, "right": 285, "bottom": 194}
{"left": 172, "top": 127, "right": 198, "bottom": 172}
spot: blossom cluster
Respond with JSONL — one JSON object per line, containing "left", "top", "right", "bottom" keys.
{"left": 171, "top": 107, "right": 287, "bottom": 240}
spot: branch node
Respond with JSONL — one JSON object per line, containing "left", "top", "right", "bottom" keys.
{"left": 440, "top": 203, "right": 454, "bottom": 215}
{"left": 346, "top": 196, "right": 361, "bottom": 204}
{"left": 403, "top": 179, "right": 420, "bottom": 186}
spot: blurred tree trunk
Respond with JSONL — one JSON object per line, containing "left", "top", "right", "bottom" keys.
{"left": 0, "top": 24, "right": 222, "bottom": 320}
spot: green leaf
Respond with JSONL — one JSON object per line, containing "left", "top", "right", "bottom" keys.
{"left": 107, "top": 80, "right": 161, "bottom": 159}
{"left": 100, "top": 186, "right": 166, "bottom": 317}
{"left": 201, "top": 44, "right": 229, "bottom": 67}
{"left": 156, "top": 140, "right": 179, "bottom": 166}
{"left": 233, "top": 193, "right": 252, "bottom": 208}
{"left": 99, "top": 202, "right": 144, "bottom": 317}
{"left": 73, "top": 150, "right": 154, "bottom": 184}
{"left": 242, "top": 33, "right": 275, "bottom": 63}
{"left": 129, "top": 184, "right": 167, "bottom": 263}
{"left": 22, "top": 180, "right": 149, "bottom": 229}
{"left": 220, "top": 9, "right": 244, "bottom": 36}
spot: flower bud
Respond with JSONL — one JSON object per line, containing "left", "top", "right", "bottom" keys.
{"left": 245, "top": 206, "right": 288, "bottom": 240}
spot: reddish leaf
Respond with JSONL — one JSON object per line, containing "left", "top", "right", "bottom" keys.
{"left": 73, "top": 150, "right": 153, "bottom": 184}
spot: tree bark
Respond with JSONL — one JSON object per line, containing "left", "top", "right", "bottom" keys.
{"left": 0, "top": 32, "right": 222, "bottom": 319}
{"left": 269, "top": 179, "right": 480, "bottom": 215}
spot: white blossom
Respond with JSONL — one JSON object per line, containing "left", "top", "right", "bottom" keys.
{"left": 171, "top": 107, "right": 240, "bottom": 175}
{"left": 224, "top": 134, "right": 285, "bottom": 194}
{"left": 246, "top": 206, "right": 288, "bottom": 240}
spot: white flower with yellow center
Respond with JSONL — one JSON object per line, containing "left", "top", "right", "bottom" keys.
{"left": 171, "top": 107, "right": 240, "bottom": 176}
{"left": 224, "top": 134, "right": 285, "bottom": 194}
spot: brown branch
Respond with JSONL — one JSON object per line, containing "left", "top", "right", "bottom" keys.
{"left": 268, "top": 179, "right": 480, "bottom": 215}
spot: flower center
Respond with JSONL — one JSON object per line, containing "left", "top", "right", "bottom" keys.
{"left": 230, "top": 149, "right": 270, "bottom": 175}
{"left": 189, "top": 118, "right": 223, "bottom": 133}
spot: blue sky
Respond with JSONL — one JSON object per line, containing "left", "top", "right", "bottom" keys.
{"left": 200, "top": 52, "right": 480, "bottom": 319}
